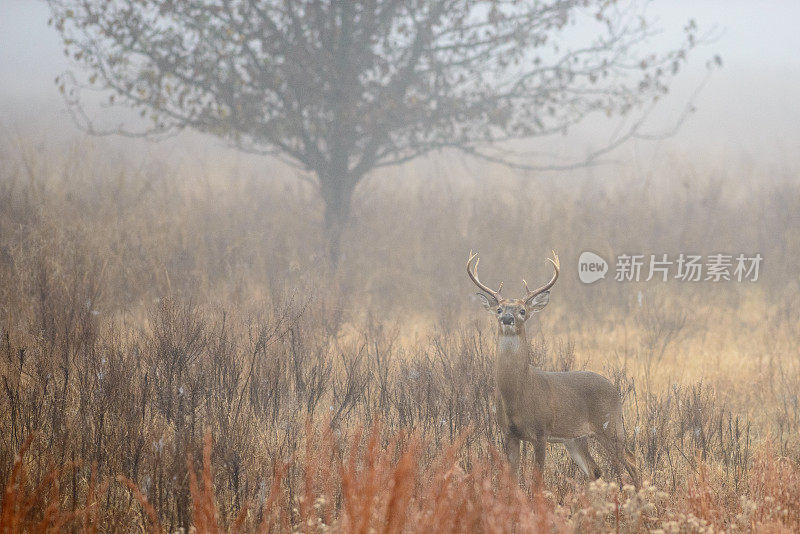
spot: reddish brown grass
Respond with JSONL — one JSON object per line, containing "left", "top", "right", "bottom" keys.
{"left": 4, "top": 427, "right": 800, "bottom": 532}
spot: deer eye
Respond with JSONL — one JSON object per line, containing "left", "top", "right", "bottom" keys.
{"left": 496, "top": 307, "right": 502, "bottom": 314}
{"left": 519, "top": 309, "right": 526, "bottom": 316}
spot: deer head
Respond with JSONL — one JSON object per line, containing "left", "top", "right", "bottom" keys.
{"left": 467, "top": 251, "right": 560, "bottom": 336}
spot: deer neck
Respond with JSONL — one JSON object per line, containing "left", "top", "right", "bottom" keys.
{"left": 495, "top": 327, "right": 530, "bottom": 397}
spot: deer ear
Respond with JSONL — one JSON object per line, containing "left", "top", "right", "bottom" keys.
{"left": 525, "top": 291, "right": 550, "bottom": 312}
{"left": 476, "top": 293, "right": 498, "bottom": 310}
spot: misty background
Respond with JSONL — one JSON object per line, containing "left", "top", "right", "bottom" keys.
{"left": 2, "top": 0, "right": 800, "bottom": 173}
{"left": 3, "top": 5, "right": 800, "bottom": 530}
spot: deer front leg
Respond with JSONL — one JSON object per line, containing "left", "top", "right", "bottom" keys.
{"left": 532, "top": 433, "right": 546, "bottom": 475}
{"left": 503, "top": 433, "right": 521, "bottom": 473}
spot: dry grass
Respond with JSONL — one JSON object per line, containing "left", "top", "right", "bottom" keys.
{"left": 1, "top": 136, "right": 800, "bottom": 532}
{"left": 5, "top": 427, "right": 800, "bottom": 533}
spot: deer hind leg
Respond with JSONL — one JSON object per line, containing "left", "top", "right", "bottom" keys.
{"left": 565, "top": 437, "right": 602, "bottom": 480}
{"left": 623, "top": 446, "right": 641, "bottom": 490}
{"left": 596, "top": 413, "right": 641, "bottom": 489}
{"left": 504, "top": 433, "right": 521, "bottom": 474}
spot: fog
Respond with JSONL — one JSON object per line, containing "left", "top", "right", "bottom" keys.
{"left": 2, "top": 0, "right": 800, "bottom": 168}
{"left": 4, "top": 3, "right": 800, "bottom": 529}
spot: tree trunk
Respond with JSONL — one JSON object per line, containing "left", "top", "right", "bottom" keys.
{"left": 320, "top": 176, "right": 355, "bottom": 267}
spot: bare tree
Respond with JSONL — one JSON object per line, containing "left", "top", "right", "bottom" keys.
{"left": 48, "top": 0, "right": 707, "bottom": 263}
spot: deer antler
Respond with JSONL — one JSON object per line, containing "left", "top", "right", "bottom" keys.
{"left": 523, "top": 251, "right": 560, "bottom": 302}
{"left": 467, "top": 250, "right": 503, "bottom": 303}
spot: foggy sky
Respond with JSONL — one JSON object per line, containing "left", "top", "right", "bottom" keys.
{"left": 2, "top": 0, "right": 799, "bottom": 165}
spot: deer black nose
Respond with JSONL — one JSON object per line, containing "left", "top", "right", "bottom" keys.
{"left": 501, "top": 313, "right": 514, "bottom": 325}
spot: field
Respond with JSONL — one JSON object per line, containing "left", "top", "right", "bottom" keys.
{"left": 1, "top": 136, "right": 800, "bottom": 532}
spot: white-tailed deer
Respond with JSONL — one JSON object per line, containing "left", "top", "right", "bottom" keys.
{"left": 468, "top": 251, "right": 640, "bottom": 487}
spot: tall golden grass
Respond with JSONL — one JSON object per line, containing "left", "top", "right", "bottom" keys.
{"left": 1, "top": 136, "right": 799, "bottom": 532}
